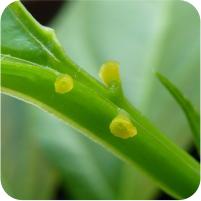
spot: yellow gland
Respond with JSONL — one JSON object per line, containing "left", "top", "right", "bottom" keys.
{"left": 99, "top": 61, "right": 120, "bottom": 86}
{"left": 54, "top": 74, "right": 74, "bottom": 94}
{"left": 109, "top": 114, "right": 137, "bottom": 139}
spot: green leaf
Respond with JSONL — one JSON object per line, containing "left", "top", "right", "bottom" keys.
{"left": 156, "top": 72, "right": 200, "bottom": 150}
{"left": 1, "top": 1, "right": 67, "bottom": 68}
{"left": 1, "top": 1, "right": 108, "bottom": 96}
{"left": 1, "top": 1, "right": 200, "bottom": 199}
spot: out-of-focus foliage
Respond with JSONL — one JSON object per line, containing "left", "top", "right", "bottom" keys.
{"left": 1, "top": 95, "right": 57, "bottom": 199}
{"left": 2, "top": 0, "right": 199, "bottom": 200}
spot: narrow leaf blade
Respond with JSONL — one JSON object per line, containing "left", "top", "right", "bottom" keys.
{"left": 156, "top": 72, "right": 200, "bottom": 150}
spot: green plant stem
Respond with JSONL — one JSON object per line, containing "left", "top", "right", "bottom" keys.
{"left": 105, "top": 79, "right": 200, "bottom": 198}
{"left": 120, "top": 98, "right": 200, "bottom": 198}
{"left": 1, "top": 57, "right": 200, "bottom": 199}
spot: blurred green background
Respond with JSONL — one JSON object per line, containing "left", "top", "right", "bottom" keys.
{"left": 1, "top": 0, "right": 200, "bottom": 199}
